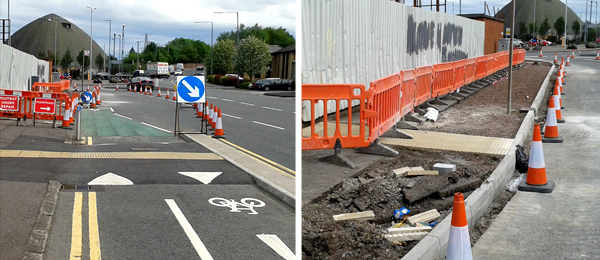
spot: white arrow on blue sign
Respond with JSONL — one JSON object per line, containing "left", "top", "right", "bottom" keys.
{"left": 81, "top": 92, "right": 93, "bottom": 103}
{"left": 177, "top": 76, "right": 205, "bottom": 103}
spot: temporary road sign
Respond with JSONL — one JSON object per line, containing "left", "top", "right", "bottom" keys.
{"left": 34, "top": 98, "right": 56, "bottom": 114}
{"left": 81, "top": 91, "right": 93, "bottom": 103}
{"left": 0, "top": 95, "right": 19, "bottom": 111}
{"left": 177, "top": 76, "right": 205, "bottom": 103}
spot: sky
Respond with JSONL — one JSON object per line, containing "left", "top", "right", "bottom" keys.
{"left": 0, "top": 0, "right": 296, "bottom": 54}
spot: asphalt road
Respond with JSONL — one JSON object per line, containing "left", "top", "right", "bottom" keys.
{"left": 100, "top": 78, "right": 295, "bottom": 171}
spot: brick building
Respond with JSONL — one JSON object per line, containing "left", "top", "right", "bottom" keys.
{"left": 461, "top": 14, "right": 505, "bottom": 55}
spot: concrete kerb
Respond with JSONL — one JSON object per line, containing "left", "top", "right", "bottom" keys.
{"left": 402, "top": 63, "right": 555, "bottom": 260}
{"left": 23, "top": 180, "right": 61, "bottom": 260}
{"left": 181, "top": 134, "right": 295, "bottom": 208}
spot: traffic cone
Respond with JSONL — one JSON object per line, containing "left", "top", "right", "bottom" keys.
{"left": 566, "top": 55, "right": 570, "bottom": 66}
{"left": 69, "top": 99, "right": 75, "bottom": 124}
{"left": 208, "top": 104, "right": 214, "bottom": 126}
{"left": 91, "top": 92, "right": 97, "bottom": 108}
{"left": 173, "top": 91, "right": 177, "bottom": 101}
{"left": 212, "top": 108, "right": 225, "bottom": 138}
{"left": 165, "top": 89, "right": 170, "bottom": 99}
{"left": 596, "top": 51, "right": 599, "bottom": 60}
{"left": 60, "top": 101, "right": 71, "bottom": 128}
{"left": 203, "top": 104, "right": 210, "bottom": 121}
{"left": 116, "top": 84, "right": 119, "bottom": 91}
{"left": 553, "top": 86, "right": 565, "bottom": 123}
{"left": 542, "top": 96, "right": 563, "bottom": 143}
{"left": 96, "top": 87, "right": 101, "bottom": 105}
{"left": 157, "top": 88, "right": 162, "bottom": 97}
{"left": 149, "top": 87, "right": 153, "bottom": 96}
{"left": 553, "top": 53, "right": 557, "bottom": 63}
{"left": 211, "top": 106, "right": 218, "bottom": 129}
{"left": 518, "top": 124, "right": 555, "bottom": 193}
{"left": 556, "top": 78, "right": 565, "bottom": 96}
{"left": 446, "top": 193, "right": 472, "bottom": 260}
{"left": 539, "top": 49, "right": 543, "bottom": 57}
{"left": 196, "top": 103, "right": 203, "bottom": 118}
{"left": 144, "top": 86, "right": 148, "bottom": 95}
{"left": 571, "top": 50, "right": 575, "bottom": 58}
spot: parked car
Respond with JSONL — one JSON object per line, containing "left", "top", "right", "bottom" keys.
{"left": 92, "top": 76, "right": 103, "bottom": 84}
{"left": 127, "top": 77, "right": 155, "bottom": 92}
{"left": 512, "top": 39, "right": 524, "bottom": 47}
{"left": 252, "top": 78, "right": 294, "bottom": 91}
{"left": 251, "top": 78, "right": 277, "bottom": 90}
{"left": 109, "top": 77, "right": 122, "bottom": 83}
{"left": 539, "top": 40, "right": 552, "bottom": 46}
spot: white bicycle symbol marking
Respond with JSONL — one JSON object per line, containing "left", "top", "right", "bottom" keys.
{"left": 208, "top": 197, "right": 266, "bottom": 215}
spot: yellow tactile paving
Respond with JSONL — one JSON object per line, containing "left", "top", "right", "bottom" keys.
{"left": 380, "top": 130, "right": 513, "bottom": 157}
{"left": 0, "top": 150, "right": 223, "bottom": 160}
{"left": 302, "top": 122, "right": 370, "bottom": 141}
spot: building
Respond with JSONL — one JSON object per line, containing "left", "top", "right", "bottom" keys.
{"left": 271, "top": 43, "right": 295, "bottom": 80}
{"left": 461, "top": 14, "right": 504, "bottom": 55}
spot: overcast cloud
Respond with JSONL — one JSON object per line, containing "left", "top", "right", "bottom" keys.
{"left": 1, "top": 0, "right": 295, "bottom": 54}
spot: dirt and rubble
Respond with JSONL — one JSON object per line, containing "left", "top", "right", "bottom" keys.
{"left": 302, "top": 62, "right": 553, "bottom": 259}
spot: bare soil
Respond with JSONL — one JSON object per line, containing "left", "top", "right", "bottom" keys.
{"left": 302, "top": 62, "right": 553, "bottom": 259}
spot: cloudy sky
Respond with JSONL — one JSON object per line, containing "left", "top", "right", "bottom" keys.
{"left": 1, "top": 0, "right": 296, "bottom": 54}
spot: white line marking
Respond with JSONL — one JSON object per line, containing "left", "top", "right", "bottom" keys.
{"left": 262, "top": 106, "right": 283, "bottom": 112}
{"left": 240, "top": 102, "right": 255, "bottom": 106}
{"left": 211, "top": 97, "right": 220, "bottom": 100}
{"left": 88, "top": 173, "right": 134, "bottom": 185}
{"left": 221, "top": 99, "right": 234, "bottom": 102}
{"left": 141, "top": 122, "right": 172, "bottom": 133}
{"left": 178, "top": 172, "right": 222, "bottom": 184}
{"left": 252, "top": 121, "right": 285, "bottom": 130}
{"left": 165, "top": 199, "right": 214, "bottom": 260}
{"left": 114, "top": 113, "right": 133, "bottom": 120}
{"left": 110, "top": 107, "right": 114, "bottom": 113}
{"left": 222, "top": 113, "right": 241, "bottom": 119}
{"left": 256, "top": 234, "right": 295, "bottom": 260}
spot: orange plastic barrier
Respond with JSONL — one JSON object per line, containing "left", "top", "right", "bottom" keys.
{"left": 32, "top": 80, "right": 70, "bottom": 93}
{"left": 367, "top": 73, "right": 403, "bottom": 140}
{"left": 453, "top": 59, "right": 466, "bottom": 91}
{"left": 512, "top": 49, "right": 525, "bottom": 66}
{"left": 485, "top": 54, "right": 496, "bottom": 77}
{"left": 414, "top": 66, "right": 433, "bottom": 105}
{"left": 0, "top": 89, "right": 71, "bottom": 123}
{"left": 432, "top": 62, "right": 455, "bottom": 97}
{"left": 400, "top": 70, "right": 416, "bottom": 116}
{"left": 475, "top": 56, "right": 487, "bottom": 80}
{"left": 464, "top": 58, "right": 477, "bottom": 85}
{"left": 302, "top": 84, "right": 376, "bottom": 150}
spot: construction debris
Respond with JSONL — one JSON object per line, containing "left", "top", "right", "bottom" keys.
{"left": 393, "top": 166, "right": 425, "bottom": 177}
{"left": 402, "top": 175, "right": 449, "bottom": 203}
{"left": 433, "top": 163, "right": 457, "bottom": 175}
{"left": 332, "top": 210, "right": 375, "bottom": 221}
{"left": 407, "top": 209, "right": 441, "bottom": 225}
{"left": 436, "top": 178, "right": 483, "bottom": 198}
{"left": 384, "top": 226, "right": 432, "bottom": 242}
{"left": 406, "top": 170, "right": 439, "bottom": 176}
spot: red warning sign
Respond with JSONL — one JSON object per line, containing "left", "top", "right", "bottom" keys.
{"left": 34, "top": 98, "right": 56, "bottom": 114}
{"left": 0, "top": 95, "right": 19, "bottom": 111}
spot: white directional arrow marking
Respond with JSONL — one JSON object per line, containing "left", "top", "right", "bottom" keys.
{"left": 256, "top": 234, "right": 295, "bottom": 260}
{"left": 88, "top": 173, "right": 134, "bottom": 185}
{"left": 178, "top": 172, "right": 222, "bottom": 184}
{"left": 182, "top": 80, "right": 200, "bottom": 97}
{"left": 40, "top": 107, "right": 51, "bottom": 111}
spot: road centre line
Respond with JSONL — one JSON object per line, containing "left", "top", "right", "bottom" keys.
{"left": 240, "top": 102, "right": 255, "bottom": 106}
{"left": 221, "top": 99, "right": 234, "bottom": 102}
{"left": 69, "top": 193, "right": 83, "bottom": 260}
{"left": 114, "top": 113, "right": 133, "bottom": 120}
{"left": 222, "top": 113, "right": 241, "bottom": 119}
{"left": 141, "top": 122, "right": 173, "bottom": 133}
{"left": 252, "top": 121, "right": 285, "bottom": 130}
{"left": 262, "top": 106, "right": 283, "bottom": 112}
{"left": 165, "top": 199, "right": 214, "bottom": 260}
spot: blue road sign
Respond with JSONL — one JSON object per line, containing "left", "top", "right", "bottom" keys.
{"left": 81, "top": 91, "right": 93, "bottom": 103}
{"left": 177, "top": 76, "right": 205, "bottom": 103}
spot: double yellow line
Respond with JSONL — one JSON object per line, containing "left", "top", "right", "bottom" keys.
{"left": 70, "top": 192, "right": 101, "bottom": 260}
{"left": 218, "top": 139, "right": 296, "bottom": 179}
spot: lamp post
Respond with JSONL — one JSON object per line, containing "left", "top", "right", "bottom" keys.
{"left": 117, "top": 34, "right": 121, "bottom": 73}
{"left": 532, "top": 0, "right": 537, "bottom": 38}
{"left": 121, "top": 24, "right": 125, "bottom": 72}
{"left": 215, "top": 11, "right": 239, "bottom": 46}
{"left": 87, "top": 5, "right": 96, "bottom": 81}
{"left": 137, "top": 40, "right": 141, "bottom": 69}
{"left": 104, "top": 19, "right": 111, "bottom": 73}
{"left": 47, "top": 18, "right": 57, "bottom": 77}
{"left": 194, "top": 21, "right": 213, "bottom": 75}
{"left": 563, "top": 0, "right": 567, "bottom": 46}
{"left": 595, "top": 1, "right": 598, "bottom": 41}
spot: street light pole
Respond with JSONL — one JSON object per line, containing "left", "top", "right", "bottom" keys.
{"left": 595, "top": 1, "right": 598, "bottom": 41}
{"left": 215, "top": 11, "right": 239, "bottom": 46}
{"left": 564, "top": 0, "right": 568, "bottom": 46}
{"left": 47, "top": 18, "right": 57, "bottom": 75}
{"left": 533, "top": 0, "right": 537, "bottom": 38}
{"left": 104, "top": 19, "right": 111, "bottom": 73}
{"left": 194, "top": 21, "right": 213, "bottom": 75}
{"left": 87, "top": 5, "right": 96, "bottom": 81}
{"left": 137, "top": 40, "right": 140, "bottom": 69}
{"left": 121, "top": 24, "right": 125, "bottom": 72}
{"left": 117, "top": 34, "right": 121, "bottom": 73}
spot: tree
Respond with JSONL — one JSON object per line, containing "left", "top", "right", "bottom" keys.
{"left": 554, "top": 16, "right": 565, "bottom": 38}
{"left": 528, "top": 22, "right": 539, "bottom": 38}
{"left": 211, "top": 39, "right": 236, "bottom": 75}
{"left": 235, "top": 35, "right": 271, "bottom": 80}
{"left": 60, "top": 49, "right": 73, "bottom": 70}
{"left": 519, "top": 22, "right": 528, "bottom": 39}
{"left": 95, "top": 53, "right": 104, "bottom": 72}
{"left": 76, "top": 50, "right": 90, "bottom": 68}
{"left": 217, "top": 23, "right": 295, "bottom": 47}
{"left": 538, "top": 18, "right": 551, "bottom": 36}
{"left": 572, "top": 20, "right": 581, "bottom": 41}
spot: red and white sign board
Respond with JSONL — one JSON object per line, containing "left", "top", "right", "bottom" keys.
{"left": 0, "top": 95, "right": 19, "bottom": 111}
{"left": 34, "top": 98, "right": 56, "bottom": 114}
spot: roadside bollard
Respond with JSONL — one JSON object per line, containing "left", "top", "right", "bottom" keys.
{"left": 75, "top": 105, "right": 82, "bottom": 142}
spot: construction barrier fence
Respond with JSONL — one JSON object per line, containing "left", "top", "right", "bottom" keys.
{"left": 302, "top": 49, "right": 526, "bottom": 150}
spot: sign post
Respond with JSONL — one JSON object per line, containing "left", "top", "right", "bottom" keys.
{"left": 33, "top": 98, "right": 56, "bottom": 127}
{"left": 174, "top": 76, "right": 206, "bottom": 136}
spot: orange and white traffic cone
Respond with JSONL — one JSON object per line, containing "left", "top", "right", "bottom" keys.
{"left": 518, "top": 124, "right": 555, "bottom": 193}
{"left": 446, "top": 193, "right": 472, "bottom": 260}
{"left": 203, "top": 104, "right": 210, "bottom": 121}
{"left": 542, "top": 96, "right": 563, "bottom": 143}
{"left": 149, "top": 87, "right": 153, "bottom": 96}
{"left": 596, "top": 51, "right": 600, "bottom": 60}
{"left": 566, "top": 55, "right": 570, "bottom": 66}
{"left": 96, "top": 87, "right": 101, "bottom": 105}
{"left": 144, "top": 86, "right": 148, "bottom": 95}
{"left": 196, "top": 103, "right": 203, "bottom": 118}
{"left": 553, "top": 86, "right": 565, "bottom": 123}
{"left": 539, "top": 49, "right": 543, "bottom": 57}
{"left": 553, "top": 53, "right": 557, "bottom": 63}
{"left": 173, "top": 91, "right": 177, "bottom": 101}
{"left": 213, "top": 108, "right": 225, "bottom": 138}
{"left": 157, "top": 88, "right": 162, "bottom": 97}
{"left": 91, "top": 92, "right": 97, "bottom": 108}
{"left": 556, "top": 78, "right": 565, "bottom": 96}
{"left": 60, "top": 101, "right": 71, "bottom": 128}
{"left": 571, "top": 50, "right": 575, "bottom": 58}
{"left": 208, "top": 104, "right": 214, "bottom": 126}
{"left": 165, "top": 89, "right": 170, "bottom": 99}
{"left": 211, "top": 106, "right": 218, "bottom": 129}
{"left": 116, "top": 84, "right": 119, "bottom": 91}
